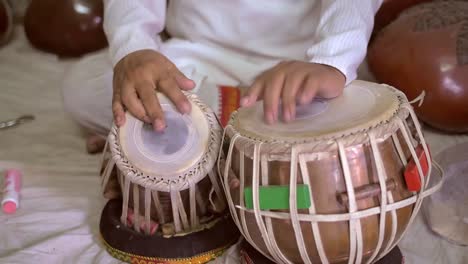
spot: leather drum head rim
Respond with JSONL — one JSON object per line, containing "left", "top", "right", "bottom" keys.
{"left": 228, "top": 80, "right": 408, "bottom": 146}
{"left": 108, "top": 92, "right": 222, "bottom": 192}
{"left": 99, "top": 199, "right": 240, "bottom": 263}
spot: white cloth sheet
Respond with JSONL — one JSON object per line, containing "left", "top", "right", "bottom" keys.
{"left": 0, "top": 27, "right": 467, "bottom": 264}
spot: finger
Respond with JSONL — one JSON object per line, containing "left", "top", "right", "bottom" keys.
{"left": 158, "top": 77, "right": 192, "bottom": 114}
{"left": 121, "top": 83, "right": 151, "bottom": 124}
{"left": 263, "top": 73, "right": 285, "bottom": 124}
{"left": 173, "top": 70, "right": 196, "bottom": 91}
{"left": 240, "top": 78, "right": 265, "bottom": 107}
{"left": 299, "top": 76, "right": 319, "bottom": 105}
{"left": 112, "top": 90, "right": 126, "bottom": 127}
{"left": 112, "top": 100, "right": 126, "bottom": 127}
{"left": 136, "top": 82, "right": 166, "bottom": 132}
{"left": 281, "top": 73, "right": 306, "bottom": 122}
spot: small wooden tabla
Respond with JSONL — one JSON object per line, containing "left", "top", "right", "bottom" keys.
{"left": 100, "top": 92, "right": 239, "bottom": 264}
{"left": 219, "top": 80, "right": 443, "bottom": 264}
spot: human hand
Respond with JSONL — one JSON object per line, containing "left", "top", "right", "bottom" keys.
{"left": 240, "top": 61, "right": 345, "bottom": 124}
{"left": 112, "top": 50, "right": 195, "bottom": 132}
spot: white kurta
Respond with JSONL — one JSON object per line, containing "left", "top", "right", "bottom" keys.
{"left": 62, "top": 0, "right": 383, "bottom": 136}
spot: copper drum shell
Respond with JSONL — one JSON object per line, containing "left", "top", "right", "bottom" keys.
{"left": 223, "top": 121, "right": 418, "bottom": 263}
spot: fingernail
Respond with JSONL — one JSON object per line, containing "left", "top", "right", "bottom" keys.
{"left": 266, "top": 112, "right": 274, "bottom": 125}
{"left": 154, "top": 119, "right": 165, "bottom": 132}
{"left": 284, "top": 110, "right": 291, "bottom": 122}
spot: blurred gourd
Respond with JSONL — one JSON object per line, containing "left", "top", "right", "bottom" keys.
{"left": 368, "top": 1, "right": 468, "bottom": 133}
{"left": 24, "top": 0, "right": 107, "bottom": 57}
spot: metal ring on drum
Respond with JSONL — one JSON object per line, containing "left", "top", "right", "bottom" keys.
{"left": 218, "top": 80, "right": 444, "bottom": 264}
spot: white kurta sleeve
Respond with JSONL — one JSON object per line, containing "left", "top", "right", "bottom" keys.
{"left": 306, "top": 1, "right": 383, "bottom": 84}
{"left": 103, "top": 0, "right": 167, "bottom": 67}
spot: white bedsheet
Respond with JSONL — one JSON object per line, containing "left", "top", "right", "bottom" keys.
{"left": 0, "top": 27, "right": 467, "bottom": 264}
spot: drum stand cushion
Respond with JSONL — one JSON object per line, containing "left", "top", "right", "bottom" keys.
{"left": 100, "top": 199, "right": 240, "bottom": 263}
{"left": 239, "top": 239, "right": 404, "bottom": 264}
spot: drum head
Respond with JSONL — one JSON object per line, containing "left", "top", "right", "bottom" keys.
{"left": 233, "top": 80, "right": 400, "bottom": 141}
{"left": 112, "top": 92, "right": 220, "bottom": 191}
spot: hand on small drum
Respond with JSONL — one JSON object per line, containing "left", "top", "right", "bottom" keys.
{"left": 240, "top": 61, "right": 345, "bottom": 124}
{"left": 112, "top": 50, "right": 196, "bottom": 132}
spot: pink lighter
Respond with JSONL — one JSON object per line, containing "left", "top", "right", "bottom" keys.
{"left": 2, "top": 169, "right": 21, "bottom": 214}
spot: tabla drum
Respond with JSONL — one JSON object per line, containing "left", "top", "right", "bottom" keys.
{"left": 218, "top": 80, "right": 444, "bottom": 264}
{"left": 100, "top": 92, "right": 239, "bottom": 263}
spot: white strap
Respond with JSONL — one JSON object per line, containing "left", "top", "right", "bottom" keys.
{"left": 261, "top": 154, "right": 291, "bottom": 264}
{"left": 144, "top": 188, "right": 152, "bottom": 235}
{"left": 176, "top": 191, "right": 190, "bottom": 230}
{"left": 289, "top": 146, "right": 313, "bottom": 264}
{"left": 337, "top": 141, "right": 360, "bottom": 264}
{"left": 252, "top": 143, "right": 286, "bottom": 263}
{"left": 208, "top": 169, "right": 226, "bottom": 211}
{"left": 195, "top": 188, "right": 207, "bottom": 216}
{"left": 170, "top": 190, "right": 182, "bottom": 233}
{"left": 133, "top": 184, "right": 141, "bottom": 233}
{"left": 188, "top": 178, "right": 198, "bottom": 228}
{"left": 221, "top": 134, "right": 244, "bottom": 232}
{"left": 365, "top": 132, "right": 388, "bottom": 264}
{"left": 380, "top": 117, "right": 428, "bottom": 256}
{"left": 151, "top": 190, "right": 166, "bottom": 224}
{"left": 299, "top": 154, "right": 329, "bottom": 264}
{"left": 121, "top": 177, "right": 131, "bottom": 225}
{"left": 239, "top": 149, "right": 256, "bottom": 247}
{"left": 404, "top": 105, "right": 432, "bottom": 188}
{"left": 391, "top": 134, "right": 407, "bottom": 166}
{"left": 100, "top": 158, "right": 115, "bottom": 192}
{"left": 408, "top": 90, "right": 425, "bottom": 107}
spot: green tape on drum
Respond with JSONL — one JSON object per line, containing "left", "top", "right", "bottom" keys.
{"left": 244, "top": 185, "right": 311, "bottom": 210}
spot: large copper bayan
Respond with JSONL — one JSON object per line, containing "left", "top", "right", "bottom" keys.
{"left": 368, "top": 1, "right": 468, "bottom": 133}
{"left": 220, "top": 81, "right": 434, "bottom": 263}
{"left": 24, "top": 0, "right": 107, "bottom": 57}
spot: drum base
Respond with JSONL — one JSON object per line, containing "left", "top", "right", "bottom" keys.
{"left": 239, "top": 240, "right": 404, "bottom": 264}
{"left": 100, "top": 199, "right": 240, "bottom": 264}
